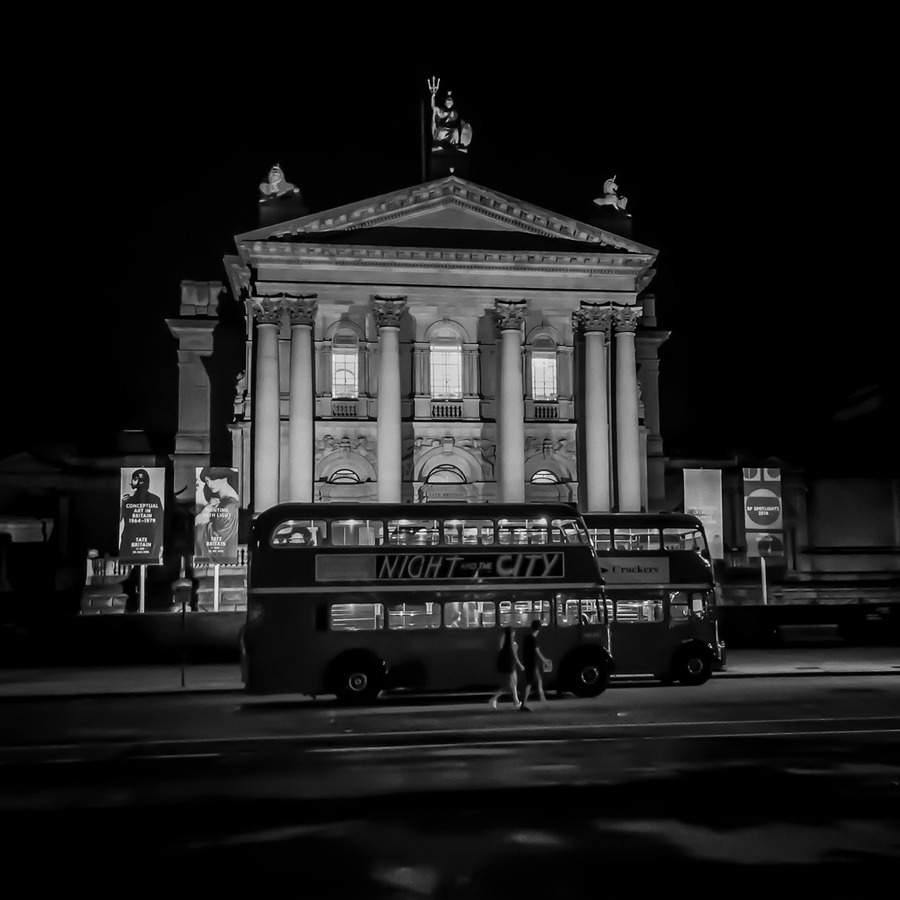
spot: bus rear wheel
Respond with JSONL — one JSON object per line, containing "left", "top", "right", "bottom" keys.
{"left": 330, "top": 653, "right": 386, "bottom": 704}
{"left": 670, "top": 644, "right": 713, "bottom": 686}
{"left": 564, "top": 650, "right": 610, "bottom": 698}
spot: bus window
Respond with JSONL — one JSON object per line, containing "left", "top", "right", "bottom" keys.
{"left": 388, "top": 519, "right": 440, "bottom": 545}
{"left": 668, "top": 590, "right": 691, "bottom": 622}
{"left": 442, "top": 518, "right": 494, "bottom": 545}
{"left": 588, "top": 528, "right": 612, "bottom": 552}
{"left": 615, "top": 598, "right": 664, "bottom": 622}
{"left": 556, "top": 594, "right": 580, "bottom": 626}
{"left": 502, "top": 597, "right": 551, "bottom": 627}
{"left": 387, "top": 601, "right": 441, "bottom": 629}
{"left": 553, "top": 520, "right": 583, "bottom": 544}
{"left": 331, "top": 518, "right": 384, "bottom": 546}
{"left": 330, "top": 603, "right": 385, "bottom": 631}
{"left": 580, "top": 598, "right": 603, "bottom": 625}
{"left": 663, "top": 527, "right": 707, "bottom": 553}
{"left": 614, "top": 528, "right": 661, "bottom": 551}
{"left": 443, "top": 600, "right": 496, "bottom": 628}
{"left": 272, "top": 520, "right": 324, "bottom": 546}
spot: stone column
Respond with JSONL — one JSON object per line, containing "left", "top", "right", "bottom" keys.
{"left": 373, "top": 296, "right": 407, "bottom": 502}
{"left": 252, "top": 297, "right": 283, "bottom": 512}
{"left": 575, "top": 303, "right": 614, "bottom": 512}
{"left": 494, "top": 299, "right": 527, "bottom": 502}
{"left": 613, "top": 305, "right": 643, "bottom": 511}
{"left": 285, "top": 295, "right": 318, "bottom": 502}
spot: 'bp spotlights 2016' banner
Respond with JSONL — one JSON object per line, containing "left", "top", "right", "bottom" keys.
{"left": 743, "top": 467, "right": 784, "bottom": 558}
{"left": 119, "top": 467, "right": 165, "bottom": 564}
{"left": 194, "top": 467, "right": 240, "bottom": 564}
{"left": 683, "top": 468, "right": 724, "bottom": 560}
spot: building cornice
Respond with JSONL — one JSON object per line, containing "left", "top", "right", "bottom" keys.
{"left": 237, "top": 240, "right": 655, "bottom": 276}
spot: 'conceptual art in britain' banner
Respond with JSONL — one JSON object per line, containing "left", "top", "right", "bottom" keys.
{"left": 683, "top": 468, "right": 724, "bottom": 560}
{"left": 194, "top": 467, "right": 240, "bottom": 564}
{"left": 118, "top": 467, "right": 165, "bottom": 563}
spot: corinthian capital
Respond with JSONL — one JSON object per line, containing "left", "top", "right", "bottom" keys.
{"left": 373, "top": 295, "right": 408, "bottom": 328}
{"left": 493, "top": 298, "right": 527, "bottom": 332}
{"left": 573, "top": 302, "right": 614, "bottom": 334}
{"left": 612, "top": 304, "right": 643, "bottom": 334}
{"left": 251, "top": 296, "right": 284, "bottom": 326}
{"left": 284, "top": 294, "right": 319, "bottom": 327}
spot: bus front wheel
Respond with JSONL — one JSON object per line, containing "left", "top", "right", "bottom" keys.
{"left": 564, "top": 650, "right": 610, "bottom": 698}
{"left": 670, "top": 643, "right": 713, "bottom": 686}
{"left": 329, "top": 652, "right": 386, "bottom": 704}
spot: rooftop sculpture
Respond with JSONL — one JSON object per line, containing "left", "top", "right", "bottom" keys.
{"left": 259, "top": 165, "right": 301, "bottom": 202}
{"left": 428, "top": 76, "right": 473, "bottom": 152}
{"left": 593, "top": 176, "right": 628, "bottom": 211}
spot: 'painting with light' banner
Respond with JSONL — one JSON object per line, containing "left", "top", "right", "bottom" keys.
{"left": 119, "top": 467, "right": 165, "bottom": 563}
{"left": 743, "top": 467, "right": 784, "bottom": 558}
{"left": 194, "top": 467, "right": 240, "bottom": 564}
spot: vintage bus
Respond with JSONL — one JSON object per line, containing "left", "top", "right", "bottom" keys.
{"left": 582, "top": 512, "right": 726, "bottom": 685}
{"left": 241, "top": 503, "right": 614, "bottom": 703}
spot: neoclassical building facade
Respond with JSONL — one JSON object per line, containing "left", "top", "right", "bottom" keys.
{"left": 168, "top": 174, "right": 669, "bottom": 516}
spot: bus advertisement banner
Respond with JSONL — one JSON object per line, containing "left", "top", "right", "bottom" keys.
{"left": 743, "top": 467, "right": 784, "bottom": 557}
{"left": 194, "top": 467, "right": 240, "bottom": 564}
{"left": 683, "top": 468, "right": 724, "bottom": 559}
{"left": 598, "top": 557, "right": 671, "bottom": 584}
{"left": 118, "top": 467, "right": 165, "bottom": 564}
{"left": 316, "top": 551, "right": 565, "bottom": 583}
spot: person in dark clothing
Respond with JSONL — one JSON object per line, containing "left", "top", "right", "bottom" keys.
{"left": 488, "top": 626, "right": 524, "bottom": 710}
{"left": 520, "top": 619, "right": 550, "bottom": 710}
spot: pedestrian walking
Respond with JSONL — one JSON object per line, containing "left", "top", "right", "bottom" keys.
{"left": 520, "top": 620, "right": 550, "bottom": 710}
{"left": 488, "top": 626, "right": 524, "bottom": 710}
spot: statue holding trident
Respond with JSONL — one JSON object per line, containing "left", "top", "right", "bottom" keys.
{"left": 427, "top": 76, "right": 473, "bottom": 152}
{"left": 593, "top": 175, "right": 629, "bottom": 211}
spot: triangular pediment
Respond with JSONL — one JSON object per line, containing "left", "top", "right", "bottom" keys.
{"left": 235, "top": 175, "right": 655, "bottom": 255}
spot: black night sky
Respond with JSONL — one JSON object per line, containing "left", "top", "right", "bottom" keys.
{"left": 6, "top": 24, "right": 895, "bottom": 475}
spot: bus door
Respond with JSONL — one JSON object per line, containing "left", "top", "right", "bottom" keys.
{"left": 607, "top": 591, "right": 670, "bottom": 677}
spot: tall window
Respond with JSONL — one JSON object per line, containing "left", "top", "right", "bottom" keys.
{"left": 531, "top": 334, "right": 558, "bottom": 400}
{"left": 430, "top": 330, "right": 462, "bottom": 399}
{"left": 332, "top": 331, "right": 359, "bottom": 399}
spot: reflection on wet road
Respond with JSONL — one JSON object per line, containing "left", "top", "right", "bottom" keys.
{"left": 1, "top": 676, "right": 898, "bottom": 895}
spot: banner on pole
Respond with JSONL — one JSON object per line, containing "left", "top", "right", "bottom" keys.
{"left": 743, "top": 467, "right": 784, "bottom": 558}
{"left": 118, "top": 467, "right": 165, "bottom": 563}
{"left": 194, "top": 467, "right": 240, "bottom": 564}
{"left": 683, "top": 468, "right": 724, "bottom": 560}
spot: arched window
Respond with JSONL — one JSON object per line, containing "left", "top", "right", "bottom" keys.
{"left": 430, "top": 328, "right": 462, "bottom": 400}
{"left": 328, "top": 468, "right": 361, "bottom": 484}
{"left": 531, "top": 334, "right": 558, "bottom": 400}
{"left": 425, "top": 464, "right": 467, "bottom": 484}
{"left": 332, "top": 330, "right": 359, "bottom": 399}
{"left": 530, "top": 469, "right": 560, "bottom": 484}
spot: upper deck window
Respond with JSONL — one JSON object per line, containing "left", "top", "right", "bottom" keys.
{"left": 663, "top": 527, "right": 708, "bottom": 553}
{"left": 331, "top": 519, "right": 384, "bottom": 546}
{"left": 613, "top": 528, "right": 662, "bottom": 551}
{"left": 387, "top": 519, "right": 440, "bottom": 545}
{"left": 271, "top": 520, "right": 324, "bottom": 546}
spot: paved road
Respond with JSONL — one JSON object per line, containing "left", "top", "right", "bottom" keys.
{"left": 1, "top": 645, "right": 897, "bottom": 697}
